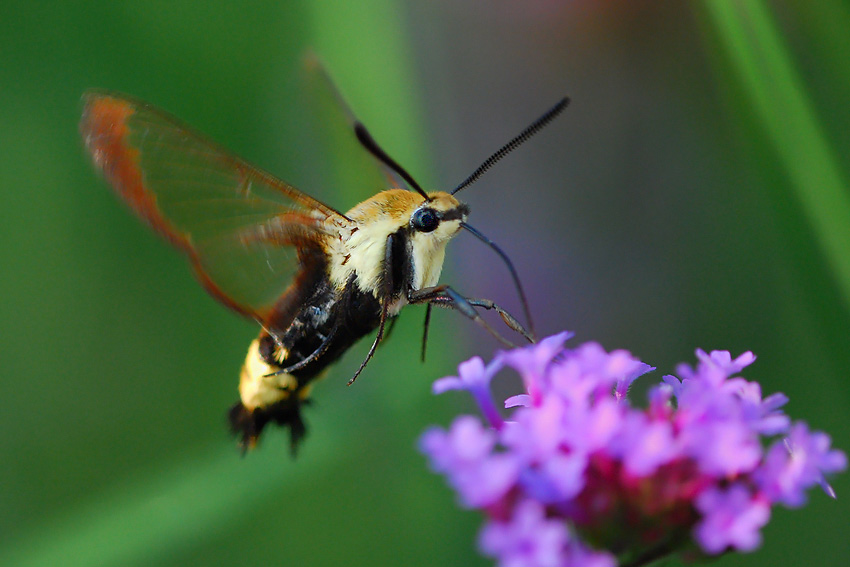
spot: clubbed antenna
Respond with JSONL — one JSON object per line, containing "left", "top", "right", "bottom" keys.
{"left": 354, "top": 122, "right": 430, "bottom": 201}
{"left": 451, "top": 97, "right": 569, "bottom": 195}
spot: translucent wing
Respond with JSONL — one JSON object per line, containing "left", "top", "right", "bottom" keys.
{"left": 300, "top": 53, "right": 403, "bottom": 192}
{"left": 80, "top": 90, "right": 349, "bottom": 325}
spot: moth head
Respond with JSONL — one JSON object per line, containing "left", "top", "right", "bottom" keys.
{"left": 349, "top": 96, "right": 568, "bottom": 340}
{"left": 409, "top": 191, "right": 469, "bottom": 243}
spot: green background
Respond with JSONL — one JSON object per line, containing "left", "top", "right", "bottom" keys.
{"left": 1, "top": 1, "right": 848, "bottom": 566}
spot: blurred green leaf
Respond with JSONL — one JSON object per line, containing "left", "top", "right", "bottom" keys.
{"left": 703, "top": 0, "right": 850, "bottom": 311}
{"left": 0, "top": 443, "right": 318, "bottom": 567}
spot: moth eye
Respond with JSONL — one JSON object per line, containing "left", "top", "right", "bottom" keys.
{"left": 411, "top": 208, "right": 439, "bottom": 233}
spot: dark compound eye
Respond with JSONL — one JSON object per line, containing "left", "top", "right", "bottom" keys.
{"left": 411, "top": 207, "right": 440, "bottom": 233}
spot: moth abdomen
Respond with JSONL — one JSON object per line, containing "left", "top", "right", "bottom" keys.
{"left": 233, "top": 274, "right": 386, "bottom": 453}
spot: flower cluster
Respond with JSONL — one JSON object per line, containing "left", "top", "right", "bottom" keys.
{"left": 420, "top": 332, "right": 846, "bottom": 567}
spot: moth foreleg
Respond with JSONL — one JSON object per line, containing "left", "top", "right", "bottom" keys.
{"left": 347, "top": 232, "right": 395, "bottom": 386}
{"left": 348, "top": 300, "right": 390, "bottom": 386}
{"left": 408, "top": 285, "right": 519, "bottom": 348}
{"left": 456, "top": 297, "right": 534, "bottom": 343}
{"left": 421, "top": 304, "right": 432, "bottom": 362}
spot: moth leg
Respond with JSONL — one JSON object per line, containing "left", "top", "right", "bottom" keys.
{"left": 347, "top": 232, "right": 396, "bottom": 386}
{"left": 408, "top": 285, "right": 517, "bottom": 348}
{"left": 382, "top": 314, "right": 399, "bottom": 343}
{"left": 421, "top": 304, "right": 432, "bottom": 362}
{"left": 431, "top": 296, "right": 534, "bottom": 344}
{"left": 418, "top": 299, "right": 532, "bottom": 361}
{"left": 347, "top": 300, "right": 390, "bottom": 386}
{"left": 264, "top": 323, "right": 340, "bottom": 379}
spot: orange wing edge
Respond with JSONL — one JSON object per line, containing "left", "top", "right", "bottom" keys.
{"left": 80, "top": 92, "right": 310, "bottom": 323}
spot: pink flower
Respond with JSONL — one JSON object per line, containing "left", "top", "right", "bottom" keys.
{"left": 420, "top": 333, "right": 846, "bottom": 566}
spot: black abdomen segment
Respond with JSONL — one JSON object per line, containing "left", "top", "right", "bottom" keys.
{"left": 229, "top": 276, "right": 383, "bottom": 454}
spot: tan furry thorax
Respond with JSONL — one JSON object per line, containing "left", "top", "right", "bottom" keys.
{"left": 324, "top": 189, "right": 465, "bottom": 309}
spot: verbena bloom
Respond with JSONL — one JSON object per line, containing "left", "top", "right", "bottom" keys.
{"left": 419, "top": 332, "right": 846, "bottom": 567}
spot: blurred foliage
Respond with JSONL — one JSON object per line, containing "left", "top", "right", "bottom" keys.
{"left": 1, "top": 1, "right": 848, "bottom": 566}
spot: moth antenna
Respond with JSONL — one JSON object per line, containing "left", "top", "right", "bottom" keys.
{"left": 460, "top": 222, "right": 535, "bottom": 340}
{"left": 452, "top": 97, "right": 569, "bottom": 195}
{"left": 354, "top": 122, "right": 430, "bottom": 200}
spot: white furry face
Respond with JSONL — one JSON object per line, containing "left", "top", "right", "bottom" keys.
{"left": 326, "top": 189, "right": 467, "bottom": 304}
{"left": 406, "top": 203, "right": 463, "bottom": 288}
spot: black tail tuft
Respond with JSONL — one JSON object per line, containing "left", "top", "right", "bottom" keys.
{"left": 228, "top": 402, "right": 266, "bottom": 455}
{"left": 228, "top": 399, "right": 308, "bottom": 457}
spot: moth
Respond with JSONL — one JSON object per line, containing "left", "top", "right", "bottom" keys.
{"left": 80, "top": 86, "right": 568, "bottom": 453}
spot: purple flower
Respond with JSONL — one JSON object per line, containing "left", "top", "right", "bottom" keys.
{"left": 500, "top": 331, "right": 573, "bottom": 403}
{"left": 562, "top": 397, "right": 623, "bottom": 455}
{"left": 693, "top": 484, "right": 770, "bottom": 553}
{"left": 420, "top": 416, "right": 519, "bottom": 508}
{"left": 419, "top": 332, "right": 846, "bottom": 566}
{"left": 479, "top": 500, "right": 571, "bottom": 567}
{"left": 610, "top": 413, "right": 677, "bottom": 476}
{"left": 681, "top": 419, "right": 763, "bottom": 476}
{"left": 433, "top": 356, "right": 505, "bottom": 429}
{"left": 755, "top": 422, "right": 848, "bottom": 507}
{"left": 677, "top": 349, "right": 756, "bottom": 386}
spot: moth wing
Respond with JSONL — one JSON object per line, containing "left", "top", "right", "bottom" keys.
{"left": 81, "top": 90, "right": 350, "bottom": 325}
{"left": 300, "top": 54, "right": 401, "bottom": 191}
